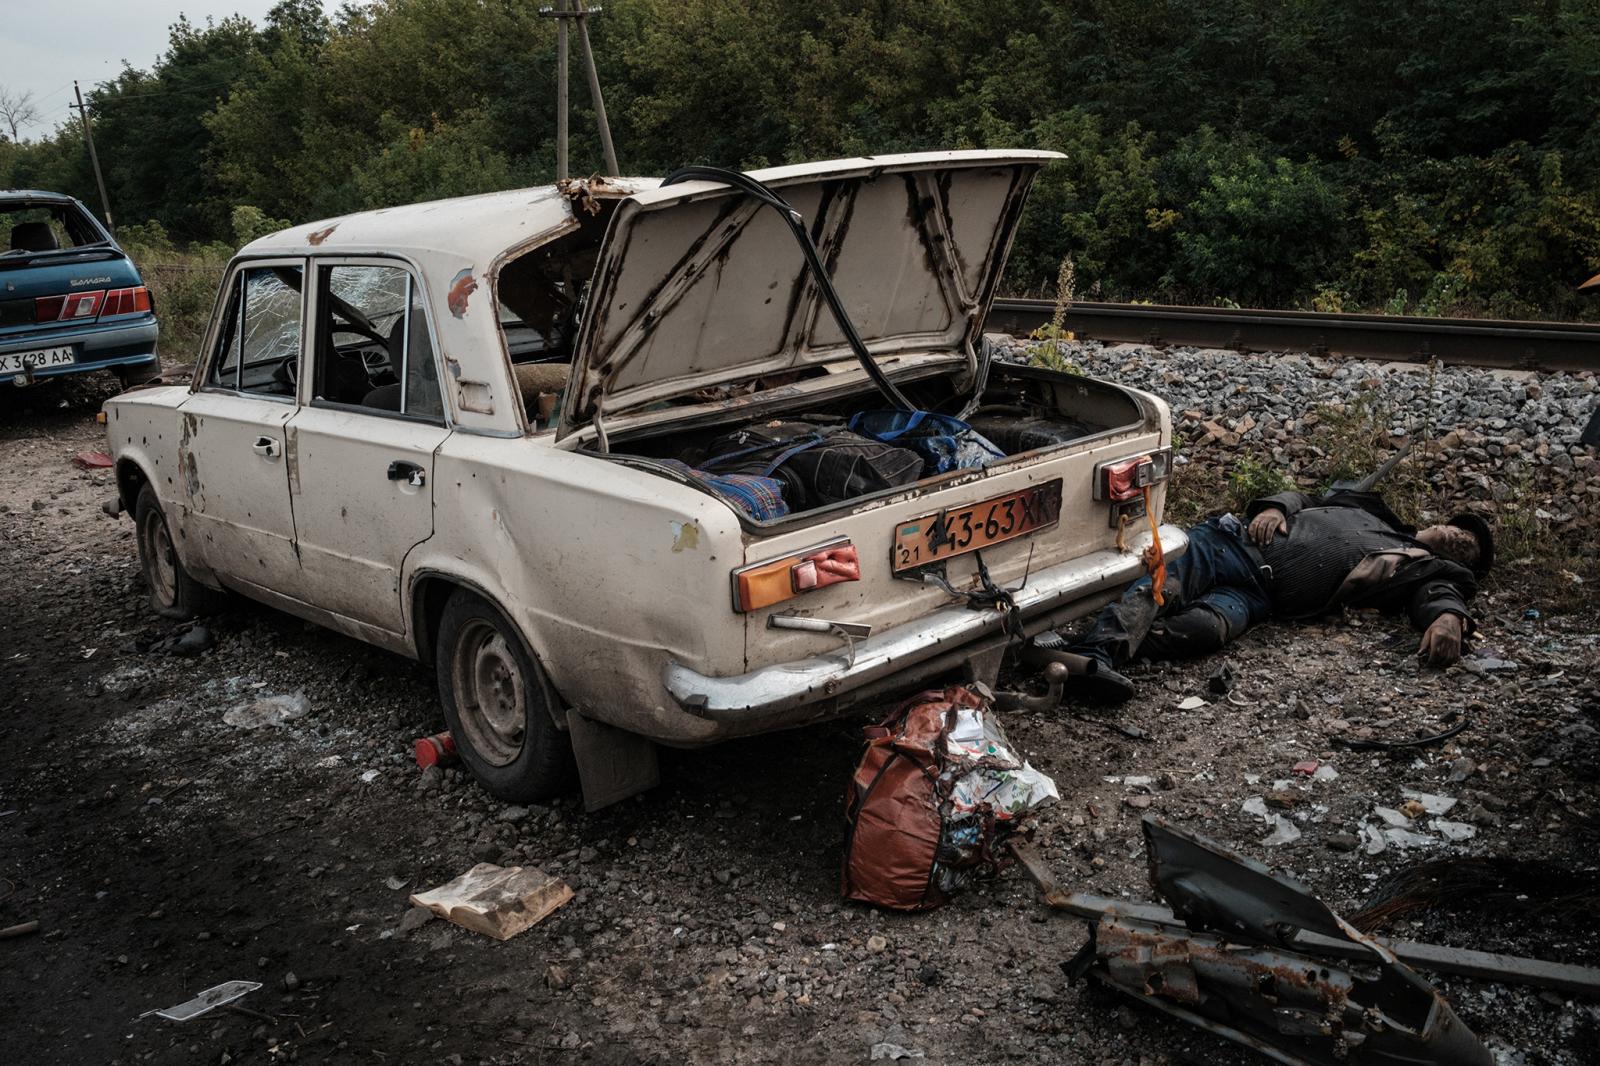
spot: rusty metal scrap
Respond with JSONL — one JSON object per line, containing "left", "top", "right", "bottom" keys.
{"left": 1017, "top": 819, "right": 1495, "bottom": 1065}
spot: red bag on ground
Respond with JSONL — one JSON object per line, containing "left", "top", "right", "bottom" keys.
{"left": 840, "top": 685, "right": 985, "bottom": 911}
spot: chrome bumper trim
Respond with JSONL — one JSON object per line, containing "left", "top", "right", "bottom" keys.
{"left": 663, "top": 524, "right": 1186, "bottom": 721}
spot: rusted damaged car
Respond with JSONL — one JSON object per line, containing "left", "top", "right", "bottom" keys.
{"left": 103, "top": 150, "right": 1186, "bottom": 807}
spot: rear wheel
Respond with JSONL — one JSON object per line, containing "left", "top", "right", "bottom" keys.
{"left": 436, "top": 589, "right": 575, "bottom": 802}
{"left": 133, "top": 483, "right": 220, "bottom": 619}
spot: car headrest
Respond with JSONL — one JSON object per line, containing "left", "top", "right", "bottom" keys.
{"left": 10, "top": 221, "right": 59, "bottom": 253}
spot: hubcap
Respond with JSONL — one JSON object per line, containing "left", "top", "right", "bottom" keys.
{"left": 141, "top": 508, "right": 178, "bottom": 608}
{"left": 450, "top": 619, "right": 526, "bottom": 766}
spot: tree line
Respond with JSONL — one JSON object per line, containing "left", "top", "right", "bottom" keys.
{"left": 3, "top": 0, "right": 1598, "bottom": 319}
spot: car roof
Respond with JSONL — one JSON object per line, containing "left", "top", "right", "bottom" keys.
{"left": 241, "top": 177, "right": 662, "bottom": 264}
{"left": 239, "top": 149, "right": 1063, "bottom": 266}
{"left": 0, "top": 190, "right": 83, "bottom": 205}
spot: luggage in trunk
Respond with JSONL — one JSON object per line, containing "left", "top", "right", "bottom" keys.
{"left": 697, "top": 420, "right": 923, "bottom": 511}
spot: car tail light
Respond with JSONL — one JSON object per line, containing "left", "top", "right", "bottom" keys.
{"left": 100, "top": 286, "right": 152, "bottom": 317}
{"left": 34, "top": 290, "right": 105, "bottom": 322}
{"left": 1093, "top": 448, "right": 1172, "bottom": 502}
{"left": 732, "top": 539, "right": 860, "bottom": 612}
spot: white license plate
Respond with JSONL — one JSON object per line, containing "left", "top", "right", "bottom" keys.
{"left": 0, "top": 347, "right": 76, "bottom": 374}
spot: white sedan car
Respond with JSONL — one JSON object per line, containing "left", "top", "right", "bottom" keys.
{"left": 105, "top": 150, "right": 1183, "bottom": 808}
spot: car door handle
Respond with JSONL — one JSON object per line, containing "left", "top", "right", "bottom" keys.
{"left": 252, "top": 436, "right": 281, "bottom": 458}
{"left": 387, "top": 460, "right": 426, "bottom": 487}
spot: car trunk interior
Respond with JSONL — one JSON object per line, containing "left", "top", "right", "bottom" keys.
{"left": 582, "top": 361, "right": 1146, "bottom": 531}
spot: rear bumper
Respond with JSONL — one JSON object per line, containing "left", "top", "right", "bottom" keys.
{"left": 2, "top": 317, "right": 158, "bottom": 385}
{"left": 663, "top": 523, "right": 1186, "bottom": 730}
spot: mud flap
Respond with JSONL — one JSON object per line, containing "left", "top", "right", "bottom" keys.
{"left": 565, "top": 708, "right": 660, "bottom": 812}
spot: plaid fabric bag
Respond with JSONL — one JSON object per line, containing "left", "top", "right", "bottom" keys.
{"left": 657, "top": 459, "right": 788, "bottom": 521}
{"left": 699, "top": 421, "right": 922, "bottom": 510}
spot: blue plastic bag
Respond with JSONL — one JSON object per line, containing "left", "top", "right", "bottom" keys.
{"left": 847, "top": 410, "right": 1005, "bottom": 474}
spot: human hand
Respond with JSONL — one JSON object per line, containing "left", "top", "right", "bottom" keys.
{"left": 1417, "top": 613, "right": 1464, "bottom": 667}
{"left": 1248, "top": 508, "right": 1287, "bottom": 547}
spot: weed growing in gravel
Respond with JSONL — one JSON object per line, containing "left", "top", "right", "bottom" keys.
{"left": 1026, "top": 257, "right": 1083, "bottom": 375}
{"left": 1227, "top": 456, "right": 1294, "bottom": 510}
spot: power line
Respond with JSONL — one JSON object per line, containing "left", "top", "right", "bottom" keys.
{"left": 87, "top": 79, "right": 239, "bottom": 105}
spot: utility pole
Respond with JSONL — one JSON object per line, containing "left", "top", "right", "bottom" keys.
{"left": 554, "top": 0, "right": 569, "bottom": 179}
{"left": 71, "top": 82, "right": 114, "bottom": 233}
{"left": 539, "top": 1, "right": 619, "bottom": 178}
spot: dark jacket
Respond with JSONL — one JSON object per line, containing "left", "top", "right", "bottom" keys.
{"left": 1244, "top": 489, "right": 1477, "bottom": 632}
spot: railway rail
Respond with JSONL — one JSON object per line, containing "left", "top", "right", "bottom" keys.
{"left": 985, "top": 299, "right": 1600, "bottom": 374}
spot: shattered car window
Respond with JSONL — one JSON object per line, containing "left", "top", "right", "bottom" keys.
{"left": 206, "top": 266, "right": 303, "bottom": 396}
{"left": 0, "top": 201, "right": 106, "bottom": 256}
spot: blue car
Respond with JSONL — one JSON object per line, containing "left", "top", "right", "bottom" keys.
{"left": 1, "top": 190, "right": 159, "bottom": 388}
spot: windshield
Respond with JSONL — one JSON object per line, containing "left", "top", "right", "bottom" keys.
{"left": 0, "top": 200, "right": 109, "bottom": 258}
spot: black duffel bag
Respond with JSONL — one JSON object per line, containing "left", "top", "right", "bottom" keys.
{"left": 697, "top": 420, "right": 922, "bottom": 511}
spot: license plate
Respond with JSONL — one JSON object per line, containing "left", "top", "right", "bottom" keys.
{"left": 0, "top": 346, "right": 76, "bottom": 374}
{"left": 892, "top": 481, "right": 1063, "bottom": 572}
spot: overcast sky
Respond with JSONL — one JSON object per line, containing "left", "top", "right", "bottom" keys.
{"left": 1, "top": 1, "right": 337, "bottom": 138}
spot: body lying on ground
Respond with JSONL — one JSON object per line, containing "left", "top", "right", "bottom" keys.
{"left": 1057, "top": 488, "right": 1495, "bottom": 703}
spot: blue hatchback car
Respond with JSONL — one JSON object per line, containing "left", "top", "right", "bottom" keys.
{"left": 1, "top": 190, "right": 159, "bottom": 388}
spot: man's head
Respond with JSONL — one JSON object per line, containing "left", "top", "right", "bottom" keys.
{"left": 1416, "top": 514, "right": 1494, "bottom": 575}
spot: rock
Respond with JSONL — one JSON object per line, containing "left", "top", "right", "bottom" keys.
{"left": 867, "top": 935, "right": 888, "bottom": 954}
{"left": 1325, "top": 832, "right": 1360, "bottom": 852}
{"left": 546, "top": 964, "right": 570, "bottom": 990}
{"left": 282, "top": 971, "right": 300, "bottom": 992}
{"left": 1124, "top": 795, "right": 1153, "bottom": 810}
{"left": 394, "top": 906, "right": 435, "bottom": 939}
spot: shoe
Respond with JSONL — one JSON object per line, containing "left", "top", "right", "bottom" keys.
{"left": 1067, "top": 662, "right": 1136, "bottom": 706}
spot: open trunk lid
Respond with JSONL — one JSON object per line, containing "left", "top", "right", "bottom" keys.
{"left": 556, "top": 149, "right": 1062, "bottom": 440}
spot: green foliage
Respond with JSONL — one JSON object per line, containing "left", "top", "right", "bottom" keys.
{"left": 1227, "top": 456, "right": 1294, "bottom": 511}
{"left": 1161, "top": 129, "right": 1349, "bottom": 306}
{"left": 231, "top": 205, "right": 290, "bottom": 246}
{"left": 1, "top": 0, "right": 1596, "bottom": 321}
{"left": 349, "top": 111, "right": 520, "bottom": 210}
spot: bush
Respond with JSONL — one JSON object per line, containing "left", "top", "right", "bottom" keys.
{"left": 117, "top": 223, "right": 230, "bottom": 361}
{"left": 231, "top": 205, "right": 290, "bottom": 246}
{"left": 1161, "top": 130, "right": 1349, "bottom": 307}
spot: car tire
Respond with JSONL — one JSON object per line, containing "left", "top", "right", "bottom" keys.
{"left": 133, "top": 483, "right": 221, "bottom": 619}
{"left": 436, "top": 589, "right": 576, "bottom": 803}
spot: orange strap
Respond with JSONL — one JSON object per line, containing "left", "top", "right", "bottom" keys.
{"left": 1140, "top": 485, "right": 1167, "bottom": 606}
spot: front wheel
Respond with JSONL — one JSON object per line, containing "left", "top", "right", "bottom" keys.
{"left": 436, "top": 590, "right": 575, "bottom": 802}
{"left": 133, "top": 483, "right": 221, "bottom": 619}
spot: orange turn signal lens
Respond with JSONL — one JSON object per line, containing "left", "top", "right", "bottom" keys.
{"left": 732, "top": 539, "right": 859, "bottom": 612}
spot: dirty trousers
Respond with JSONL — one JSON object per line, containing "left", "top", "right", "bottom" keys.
{"left": 1070, "top": 515, "right": 1272, "bottom": 667}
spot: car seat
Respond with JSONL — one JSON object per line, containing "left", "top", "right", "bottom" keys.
{"left": 10, "top": 221, "right": 59, "bottom": 252}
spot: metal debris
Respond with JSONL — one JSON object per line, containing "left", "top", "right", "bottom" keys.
{"left": 138, "top": 980, "right": 263, "bottom": 1023}
{"left": 1035, "top": 818, "right": 1495, "bottom": 1065}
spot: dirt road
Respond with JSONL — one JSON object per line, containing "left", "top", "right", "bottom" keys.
{"left": 3, "top": 381, "right": 1597, "bottom": 1065}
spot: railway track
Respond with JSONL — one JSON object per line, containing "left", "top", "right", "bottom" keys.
{"left": 985, "top": 299, "right": 1600, "bottom": 374}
